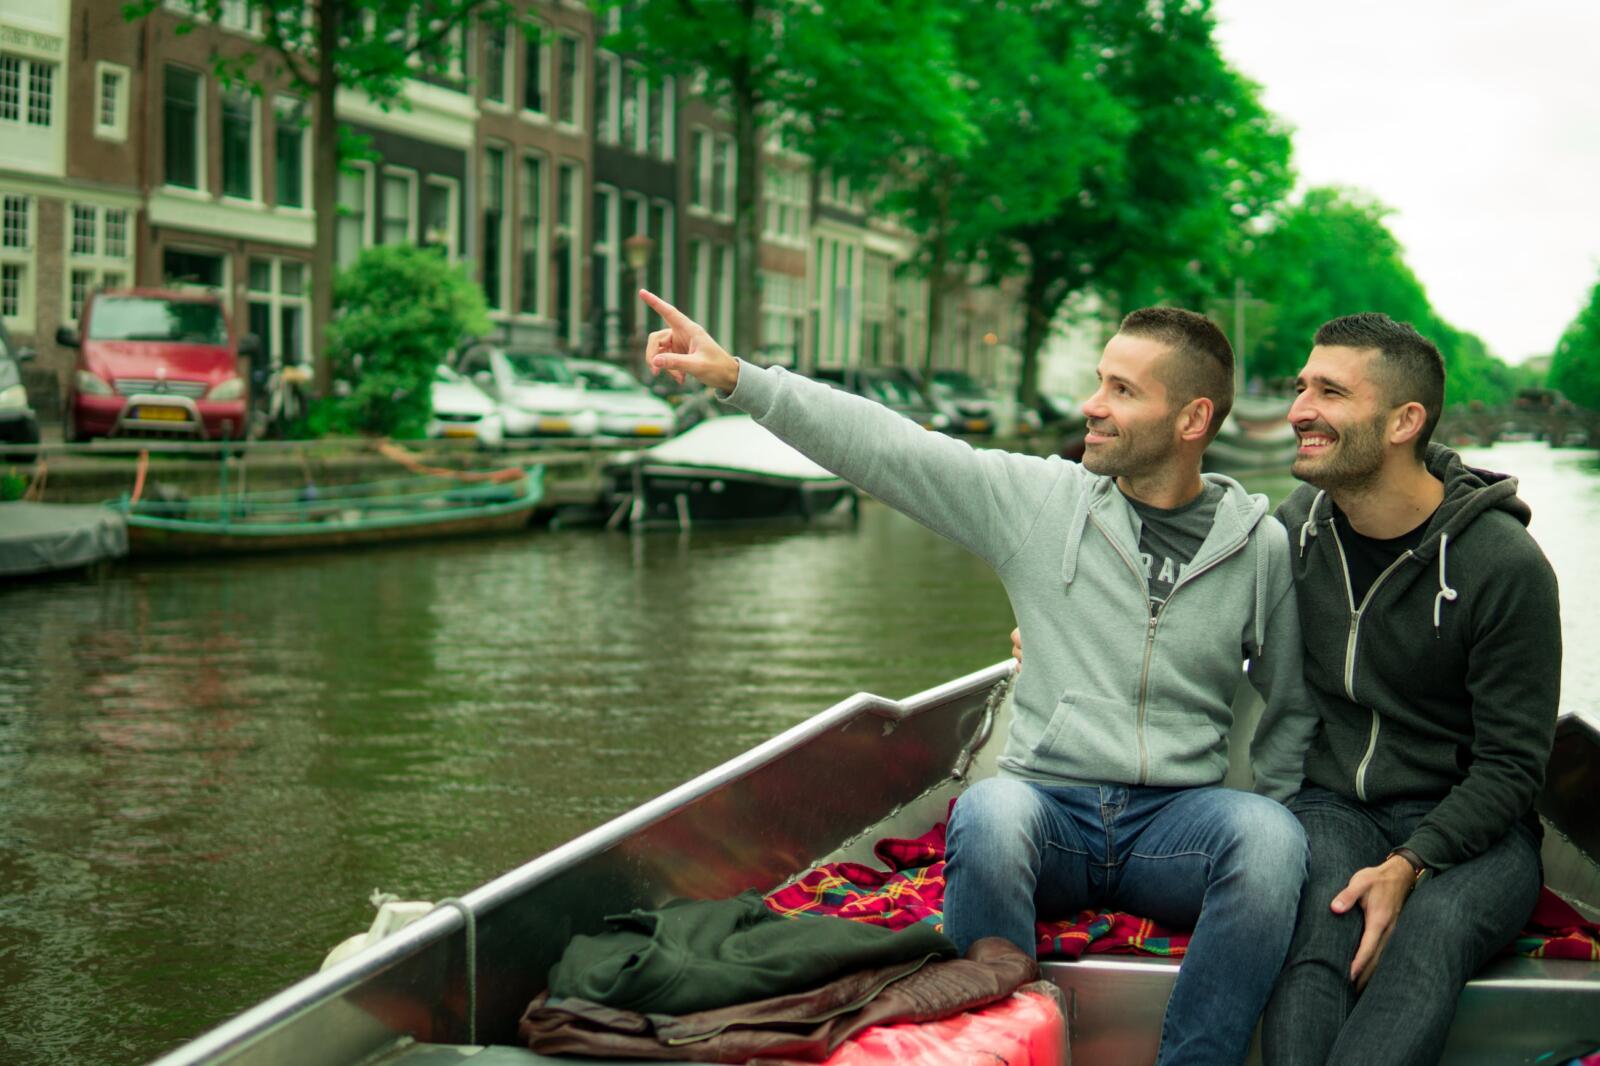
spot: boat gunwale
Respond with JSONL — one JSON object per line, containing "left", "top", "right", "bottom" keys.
{"left": 146, "top": 660, "right": 1016, "bottom": 1066}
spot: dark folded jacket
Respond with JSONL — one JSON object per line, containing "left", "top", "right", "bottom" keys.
{"left": 521, "top": 936, "right": 1040, "bottom": 1062}
{"left": 546, "top": 891, "right": 956, "bottom": 1015}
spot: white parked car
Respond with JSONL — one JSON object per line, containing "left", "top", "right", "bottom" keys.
{"left": 457, "top": 347, "right": 599, "bottom": 439}
{"left": 426, "top": 364, "right": 504, "bottom": 446}
{"left": 566, "top": 359, "right": 677, "bottom": 439}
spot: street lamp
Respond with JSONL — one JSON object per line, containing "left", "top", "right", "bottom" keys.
{"left": 623, "top": 234, "right": 656, "bottom": 371}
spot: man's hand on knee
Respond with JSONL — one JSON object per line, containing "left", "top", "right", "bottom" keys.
{"left": 1331, "top": 854, "right": 1419, "bottom": 991}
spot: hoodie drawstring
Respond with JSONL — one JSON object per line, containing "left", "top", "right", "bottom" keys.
{"left": 1253, "top": 526, "right": 1267, "bottom": 653}
{"left": 1298, "top": 489, "right": 1327, "bottom": 557}
{"left": 1432, "top": 532, "right": 1458, "bottom": 634}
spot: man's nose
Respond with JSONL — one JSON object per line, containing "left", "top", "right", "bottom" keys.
{"left": 1082, "top": 388, "right": 1108, "bottom": 419}
{"left": 1287, "top": 391, "right": 1313, "bottom": 425}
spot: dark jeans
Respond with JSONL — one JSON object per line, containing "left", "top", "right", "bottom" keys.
{"left": 944, "top": 778, "right": 1309, "bottom": 1066}
{"left": 1261, "top": 786, "right": 1541, "bottom": 1066}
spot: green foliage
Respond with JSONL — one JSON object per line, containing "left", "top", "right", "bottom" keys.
{"left": 1238, "top": 187, "right": 1528, "bottom": 405}
{"left": 1549, "top": 272, "right": 1600, "bottom": 410}
{"left": 323, "top": 245, "right": 489, "bottom": 437}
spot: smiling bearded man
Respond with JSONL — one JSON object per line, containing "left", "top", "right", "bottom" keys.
{"left": 1262, "top": 313, "right": 1562, "bottom": 1066}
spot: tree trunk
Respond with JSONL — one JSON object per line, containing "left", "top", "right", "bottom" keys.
{"left": 732, "top": 47, "right": 761, "bottom": 360}
{"left": 1019, "top": 267, "right": 1053, "bottom": 410}
{"left": 310, "top": 0, "right": 341, "bottom": 397}
{"left": 921, "top": 180, "right": 951, "bottom": 373}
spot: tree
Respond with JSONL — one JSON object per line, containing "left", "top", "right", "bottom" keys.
{"left": 124, "top": 0, "right": 526, "bottom": 394}
{"left": 933, "top": 0, "right": 1293, "bottom": 405}
{"left": 603, "top": 0, "right": 971, "bottom": 360}
{"left": 321, "top": 244, "right": 490, "bottom": 436}
{"left": 1549, "top": 272, "right": 1600, "bottom": 410}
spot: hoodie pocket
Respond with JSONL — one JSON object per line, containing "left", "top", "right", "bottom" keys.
{"left": 1144, "top": 704, "right": 1230, "bottom": 782}
{"left": 1025, "top": 693, "right": 1139, "bottom": 782}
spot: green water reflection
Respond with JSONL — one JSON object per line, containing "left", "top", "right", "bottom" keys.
{"left": 0, "top": 442, "right": 1591, "bottom": 1064}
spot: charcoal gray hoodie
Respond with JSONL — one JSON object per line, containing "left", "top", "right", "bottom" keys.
{"left": 724, "top": 362, "right": 1317, "bottom": 799}
{"left": 1275, "top": 444, "right": 1562, "bottom": 871}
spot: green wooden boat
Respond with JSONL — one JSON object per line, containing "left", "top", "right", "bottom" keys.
{"left": 116, "top": 467, "right": 544, "bottom": 558}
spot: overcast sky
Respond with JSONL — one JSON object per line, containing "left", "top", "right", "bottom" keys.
{"left": 1211, "top": 0, "right": 1600, "bottom": 363}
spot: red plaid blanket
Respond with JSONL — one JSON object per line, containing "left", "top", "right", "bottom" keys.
{"left": 765, "top": 815, "right": 1600, "bottom": 964}
{"left": 764, "top": 817, "right": 1188, "bottom": 959}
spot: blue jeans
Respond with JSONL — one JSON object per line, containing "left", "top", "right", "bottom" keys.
{"left": 1261, "top": 786, "right": 1541, "bottom": 1066}
{"left": 944, "top": 777, "right": 1309, "bottom": 1066}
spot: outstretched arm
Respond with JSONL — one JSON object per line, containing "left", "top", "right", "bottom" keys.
{"left": 641, "top": 290, "right": 1072, "bottom": 570}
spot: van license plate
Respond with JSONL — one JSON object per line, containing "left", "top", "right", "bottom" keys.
{"left": 634, "top": 424, "right": 665, "bottom": 436}
{"left": 538, "top": 418, "right": 571, "bottom": 433}
{"left": 443, "top": 427, "right": 478, "bottom": 438}
{"left": 135, "top": 406, "right": 190, "bottom": 422}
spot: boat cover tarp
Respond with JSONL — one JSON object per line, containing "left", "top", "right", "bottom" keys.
{"left": 640, "top": 415, "right": 841, "bottom": 482}
{"left": 0, "top": 502, "right": 127, "bottom": 577}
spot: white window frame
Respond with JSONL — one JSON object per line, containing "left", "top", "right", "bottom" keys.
{"left": 517, "top": 151, "right": 548, "bottom": 318}
{"left": 272, "top": 95, "right": 311, "bottom": 212}
{"left": 424, "top": 175, "right": 460, "bottom": 259}
{"left": 482, "top": 22, "right": 512, "bottom": 110}
{"left": 713, "top": 135, "right": 736, "bottom": 221}
{"left": 63, "top": 203, "right": 134, "bottom": 326}
{"left": 521, "top": 21, "right": 551, "bottom": 121}
{"left": 555, "top": 160, "right": 583, "bottom": 344}
{"left": 0, "top": 54, "right": 58, "bottom": 131}
{"left": 688, "top": 238, "right": 709, "bottom": 323}
{"left": 657, "top": 76, "right": 676, "bottom": 161}
{"left": 219, "top": 0, "right": 263, "bottom": 35}
{"left": 163, "top": 64, "right": 207, "bottom": 195}
{"left": 689, "top": 127, "right": 710, "bottom": 213}
{"left": 94, "top": 62, "right": 130, "bottom": 143}
{"left": 335, "top": 160, "right": 375, "bottom": 268}
{"left": 246, "top": 256, "right": 310, "bottom": 368}
{"left": 0, "top": 193, "right": 36, "bottom": 331}
{"left": 593, "top": 183, "right": 619, "bottom": 347}
{"left": 715, "top": 243, "right": 734, "bottom": 341}
{"left": 555, "top": 31, "right": 584, "bottom": 131}
{"left": 594, "top": 50, "right": 619, "bottom": 144}
{"left": 220, "top": 87, "right": 261, "bottom": 203}
{"left": 650, "top": 199, "right": 675, "bottom": 301}
{"left": 380, "top": 166, "right": 419, "bottom": 245}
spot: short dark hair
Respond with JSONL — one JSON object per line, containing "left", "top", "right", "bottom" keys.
{"left": 1313, "top": 313, "right": 1445, "bottom": 459}
{"left": 1119, "top": 306, "right": 1234, "bottom": 440}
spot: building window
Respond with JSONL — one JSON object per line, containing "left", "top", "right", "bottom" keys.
{"left": 381, "top": 168, "right": 417, "bottom": 245}
{"left": 423, "top": 176, "right": 459, "bottom": 257}
{"left": 484, "top": 24, "right": 509, "bottom": 106}
{"left": 554, "top": 161, "right": 582, "bottom": 345}
{"left": 1, "top": 54, "right": 55, "bottom": 129}
{"left": 0, "top": 194, "right": 33, "bottom": 328}
{"left": 221, "top": 88, "right": 257, "bottom": 200}
{"left": 247, "top": 257, "right": 310, "bottom": 367}
{"left": 523, "top": 24, "right": 548, "bottom": 116}
{"left": 712, "top": 136, "right": 735, "bottom": 218}
{"left": 95, "top": 62, "right": 129, "bottom": 142}
{"left": 162, "top": 247, "right": 226, "bottom": 291}
{"left": 219, "top": 0, "right": 261, "bottom": 33}
{"left": 336, "top": 161, "right": 373, "bottom": 267}
{"left": 761, "top": 271, "right": 805, "bottom": 364}
{"left": 690, "top": 128, "right": 708, "bottom": 211}
{"left": 619, "top": 63, "right": 639, "bottom": 150}
{"left": 592, "top": 184, "right": 619, "bottom": 349}
{"left": 164, "top": 66, "right": 204, "bottom": 190}
{"left": 594, "top": 51, "right": 618, "bottom": 144}
{"left": 645, "top": 77, "right": 664, "bottom": 157}
{"left": 65, "top": 204, "right": 134, "bottom": 323}
{"left": 555, "top": 33, "right": 582, "bottom": 128}
{"left": 483, "top": 145, "right": 508, "bottom": 310}
{"left": 274, "top": 97, "right": 308, "bottom": 209}
{"left": 648, "top": 200, "right": 673, "bottom": 298}
{"left": 518, "top": 154, "right": 546, "bottom": 316}
{"left": 764, "top": 163, "right": 808, "bottom": 244}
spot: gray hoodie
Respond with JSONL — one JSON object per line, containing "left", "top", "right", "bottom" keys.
{"left": 725, "top": 363, "right": 1317, "bottom": 799}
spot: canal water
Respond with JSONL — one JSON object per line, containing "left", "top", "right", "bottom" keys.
{"left": 0, "top": 441, "right": 1594, "bottom": 1065}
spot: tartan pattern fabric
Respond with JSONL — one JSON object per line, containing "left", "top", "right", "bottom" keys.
{"left": 1506, "top": 886, "right": 1600, "bottom": 961}
{"left": 764, "top": 816, "right": 1191, "bottom": 960}
{"left": 765, "top": 812, "right": 1600, "bottom": 964}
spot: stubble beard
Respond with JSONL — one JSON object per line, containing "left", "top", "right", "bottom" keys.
{"left": 1291, "top": 412, "right": 1387, "bottom": 492}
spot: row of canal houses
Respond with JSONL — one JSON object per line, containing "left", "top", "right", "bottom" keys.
{"left": 0, "top": 0, "right": 1099, "bottom": 421}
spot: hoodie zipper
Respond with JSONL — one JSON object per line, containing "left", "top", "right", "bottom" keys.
{"left": 1089, "top": 509, "right": 1248, "bottom": 784}
{"left": 1327, "top": 521, "right": 1415, "bottom": 801}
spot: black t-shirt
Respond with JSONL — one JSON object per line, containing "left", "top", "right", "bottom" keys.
{"left": 1124, "top": 483, "right": 1225, "bottom": 614}
{"left": 1332, "top": 502, "right": 1433, "bottom": 606}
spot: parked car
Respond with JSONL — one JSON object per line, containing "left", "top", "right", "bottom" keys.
{"left": 0, "top": 317, "right": 40, "bottom": 451}
{"left": 426, "top": 364, "right": 504, "bottom": 447}
{"left": 812, "top": 366, "right": 950, "bottom": 431}
{"left": 456, "top": 347, "right": 598, "bottom": 439}
{"left": 59, "top": 288, "right": 256, "bottom": 442}
{"left": 566, "top": 359, "right": 677, "bottom": 438}
{"left": 918, "top": 368, "right": 999, "bottom": 435}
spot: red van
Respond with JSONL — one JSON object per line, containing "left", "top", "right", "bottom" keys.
{"left": 59, "top": 288, "right": 257, "bottom": 442}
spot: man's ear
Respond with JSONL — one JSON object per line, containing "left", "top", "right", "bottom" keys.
{"left": 1178, "top": 396, "right": 1214, "bottom": 444}
{"left": 1390, "top": 401, "right": 1428, "bottom": 448}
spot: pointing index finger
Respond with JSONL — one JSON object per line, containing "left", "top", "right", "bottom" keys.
{"left": 640, "top": 289, "right": 691, "bottom": 330}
